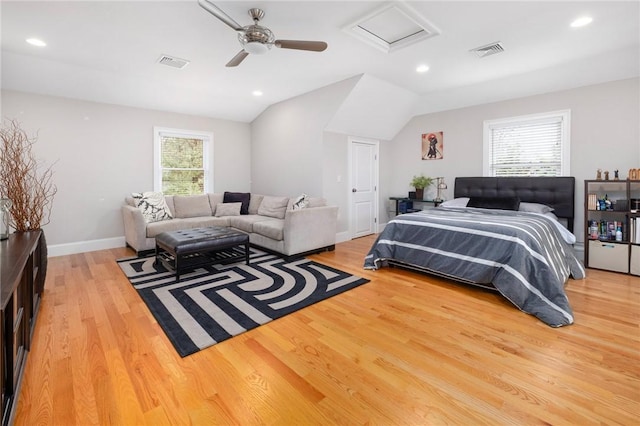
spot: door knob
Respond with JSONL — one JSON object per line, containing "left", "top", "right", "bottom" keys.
{"left": 352, "top": 188, "right": 357, "bottom": 192}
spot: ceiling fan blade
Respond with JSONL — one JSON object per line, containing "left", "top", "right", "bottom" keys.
{"left": 274, "top": 40, "right": 328, "bottom": 52}
{"left": 198, "top": 0, "right": 243, "bottom": 31}
{"left": 226, "top": 50, "right": 249, "bottom": 67}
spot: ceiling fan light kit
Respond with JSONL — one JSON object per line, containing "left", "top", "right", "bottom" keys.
{"left": 243, "top": 41, "right": 270, "bottom": 55}
{"left": 198, "top": 0, "right": 328, "bottom": 67}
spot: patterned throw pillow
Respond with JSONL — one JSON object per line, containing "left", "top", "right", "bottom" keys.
{"left": 131, "top": 192, "right": 173, "bottom": 223}
{"left": 292, "top": 193, "right": 309, "bottom": 210}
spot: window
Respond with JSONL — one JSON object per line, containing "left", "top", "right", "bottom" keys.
{"left": 153, "top": 127, "right": 213, "bottom": 195}
{"left": 483, "top": 110, "right": 570, "bottom": 176}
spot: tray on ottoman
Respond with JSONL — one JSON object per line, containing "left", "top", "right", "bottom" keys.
{"left": 155, "top": 227, "right": 250, "bottom": 282}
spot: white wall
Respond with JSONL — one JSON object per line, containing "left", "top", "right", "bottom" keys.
{"left": 387, "top": 77, "right": 640, "bottom": 245}
{"left": 322, "top": 131, "right": 349, "bottom": 236}
{"left": 250, "top": 77, "right": 358, "bottom": 197}
{"left": 1, "top": 90, "right": 251, "bottom": 254}
{"left": 3, "top": 77, "right": 636, "bottom": 254}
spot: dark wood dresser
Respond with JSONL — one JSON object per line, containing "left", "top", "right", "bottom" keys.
{"left": 1, "top": 231, "right": 44, "bottom": 426}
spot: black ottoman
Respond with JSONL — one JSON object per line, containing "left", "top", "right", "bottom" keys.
{"left": 155, "top": 227, "right": 250, "bottom": 282}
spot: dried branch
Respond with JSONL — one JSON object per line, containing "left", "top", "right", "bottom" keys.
{"left": 0, "top": 119, "right": 57, "bottom": 231}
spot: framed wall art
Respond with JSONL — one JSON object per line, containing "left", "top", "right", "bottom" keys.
{"left": 421, "top": 131, "right": 443, "bottom": 160}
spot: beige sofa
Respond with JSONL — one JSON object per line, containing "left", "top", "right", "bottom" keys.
{"left": 122, "top": 192, "right": 338, "bottom": 258}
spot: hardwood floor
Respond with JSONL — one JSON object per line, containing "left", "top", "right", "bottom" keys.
{"left": 14, "top": 235, "right": 640, "bottom": 425}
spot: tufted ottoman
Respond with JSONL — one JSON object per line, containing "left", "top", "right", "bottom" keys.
{"left": 155, "top": 226, "right": 249, "bottom": 281}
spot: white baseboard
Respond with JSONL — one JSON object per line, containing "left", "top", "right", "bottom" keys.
{"left": 335, "top": 231, "right": 351, "bottom": 244}
{"left": 48, "top": 236, "right": 126, "bottom": 257}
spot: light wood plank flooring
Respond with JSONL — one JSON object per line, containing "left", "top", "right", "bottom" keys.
{"left": 14, "top": 235, "right": 640, "bottom": 425}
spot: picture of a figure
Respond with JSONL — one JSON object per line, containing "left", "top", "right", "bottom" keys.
{"left": 421, "top": 132, "right": 443, "bottom": 160}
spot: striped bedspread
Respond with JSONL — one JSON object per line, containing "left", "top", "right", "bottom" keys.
{"left": 364, "top": 207, "right": 586, "bottom": 327}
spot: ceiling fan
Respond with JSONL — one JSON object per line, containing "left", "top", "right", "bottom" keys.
{"left": 198, "top": 0, "right": 328, "bottom": 67}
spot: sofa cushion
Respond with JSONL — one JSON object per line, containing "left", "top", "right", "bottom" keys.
{"left": 215, "top": 202, "right": 242, "bottom": 217}
{"left": 131, "top": 191, "right": 173, "bottom": 223}
{"left": 223, "top": 191, "right": 250, "bottom": 215}
{"left": 164, "top": 195, "right": 176, "bottom": 217}
{"left": 307, "top": 197, "right": 327, "bottom": 208}
{"left": 248, "top": 194, "right": 264, "bottom": 214}
{"left": 253, "top": 219, "right": 284, "bottom": 241}
{"left": 208, "top": 193, "right": 224, "bottom": 215}
{"left": 173, "top": 195, "right": 212, "bottom": 218}
{"left": 228, "top": 215, "right": 271, "bottom": 233}
{"left": 258, "top": 196, "right": 289, "bottom": 219}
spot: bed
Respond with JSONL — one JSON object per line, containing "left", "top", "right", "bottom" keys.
{"left": 364, "top": 177, "right": 586, "bottom": 327}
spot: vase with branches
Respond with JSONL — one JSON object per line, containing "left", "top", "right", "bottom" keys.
{"left": 0, "top": 119, "right": 57, "bottom": 232}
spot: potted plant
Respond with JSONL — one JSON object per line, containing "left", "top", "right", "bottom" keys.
{"left": 410, "top": 174, "right": 434, "bottom": 200}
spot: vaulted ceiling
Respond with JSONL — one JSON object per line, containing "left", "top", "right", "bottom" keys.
{"left": 2, "top": 1, "right": 638, "bottom": 122}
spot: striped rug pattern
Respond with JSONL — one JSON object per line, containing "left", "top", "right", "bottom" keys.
{"left": 117, "top": 249, "right": 369, "bottom": 356}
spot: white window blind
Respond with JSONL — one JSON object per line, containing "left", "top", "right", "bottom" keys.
{"left": 483, "top": 110, "right": 570, "bottom": 177}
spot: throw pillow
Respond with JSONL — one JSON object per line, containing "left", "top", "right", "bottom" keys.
{"left": 292, "top": 193, "right": 309, "bottom": 210}
{"left": 223, "top": 191, "right": 251, "bottom": 215}
{"left": 467, "top": 196, "right": 521, "bottom": 211}
{"left": 214, "top": 202, "right": 242, "bottom": 217}
{"left": 131, "top": 191, "right": 173, "bottom": 223}
{"left": 258, "top": 196, "right": 289, "bottom": 219}
{"left": 519, "top": 202, "right": 554, "bottom": 214}
{"left": 440, "top": 197, "right": 470, "bottom": 208}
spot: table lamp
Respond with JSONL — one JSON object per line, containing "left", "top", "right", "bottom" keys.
{"left": 435, "top": 177, "right": 447, "bottom": 202}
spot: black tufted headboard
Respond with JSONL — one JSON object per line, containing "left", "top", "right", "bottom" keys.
{"left": 454, "top": 177, "right": 575, "bottom": 232}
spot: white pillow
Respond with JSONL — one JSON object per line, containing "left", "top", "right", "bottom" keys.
{"left": 440, "top": 197, "right": 469, "bottom": 208}
{"left": 215, "top": 202, "right": 242, "bottom": 217}
{"left": 292, "top": 193, "right": 309, "bottom": 210}
{"left": 131, "top": 192, "right": 173, "bottom": 223}
{"left": 519, "top": 202, "right": 554, "bottom": 214}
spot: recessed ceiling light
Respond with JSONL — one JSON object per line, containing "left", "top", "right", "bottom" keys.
{"left": 570, "top": 16, "right": 593, "bottom": 28}
{"left": 416, "top": 64, "right": 429, "bottom": 73}
{"left": 26, "top": 38, "right": 46, "bottom": 47}
{"left": 252, "top": 90, "right": 263, "bottom": 97}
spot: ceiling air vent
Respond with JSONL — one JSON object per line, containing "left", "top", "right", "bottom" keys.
{"left": 157, "top": 55, "right": 190, "bottom": 69}
{"left": 470, "top": 42, "right": 504, "bottom": 58}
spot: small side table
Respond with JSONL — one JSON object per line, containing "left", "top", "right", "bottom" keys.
{"left": 389, "top": 197, "right": 442, "bottom": 215}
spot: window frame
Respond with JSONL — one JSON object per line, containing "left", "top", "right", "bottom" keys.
{"left": 153, "top": 126, "right": 213, "bottom": 194}
{"left": 482, "top": 109, "right": 571, "bottom": 177}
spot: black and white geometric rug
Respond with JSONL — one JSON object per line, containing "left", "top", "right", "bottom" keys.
{"left": 117, "top": 248, "right": 369, "bottom": 357}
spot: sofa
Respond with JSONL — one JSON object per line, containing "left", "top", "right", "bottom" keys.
{"left": 122, "top": 191, "right": 338, "bottom": 258}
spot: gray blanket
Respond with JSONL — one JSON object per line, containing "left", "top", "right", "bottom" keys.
{"left": 364, "top": 207, "right": 586, "bottom": 327}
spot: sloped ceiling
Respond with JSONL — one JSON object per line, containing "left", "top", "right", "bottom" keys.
{"left": 325, "top": 74, "right": 418, "bottom": 140}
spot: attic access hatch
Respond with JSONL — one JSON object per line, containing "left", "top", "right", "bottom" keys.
{"left": 343, "top": 2, "right": 440, "bottom": 53}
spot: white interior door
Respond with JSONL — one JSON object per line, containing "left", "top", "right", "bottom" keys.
{"left": 350, "top": 138, "right": 378, "bottom": 239}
